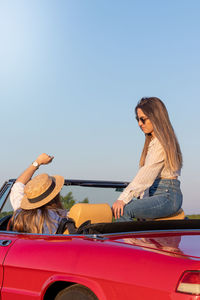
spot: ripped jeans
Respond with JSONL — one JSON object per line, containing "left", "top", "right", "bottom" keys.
{"left": 117, "top": 179, "right": 183, "bottom": 222}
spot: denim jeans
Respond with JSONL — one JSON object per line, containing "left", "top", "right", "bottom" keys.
{"left": 117, "top": 179, "right": 183, "bottom": 222}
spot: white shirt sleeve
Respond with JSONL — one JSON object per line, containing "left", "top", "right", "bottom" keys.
{"left": 10, "top": 182, "right": 25, "bottom": 211}
{"left": 117, "top": 138, "right": 165, "bottom": 204}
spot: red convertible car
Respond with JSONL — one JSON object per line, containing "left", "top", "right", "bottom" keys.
{"left": 0, "top": 178, "right": 200, "bottom": 300}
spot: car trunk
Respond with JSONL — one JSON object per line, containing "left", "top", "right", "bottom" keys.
{"left": 109, "top": 231, "right": 200, "bottom": 259}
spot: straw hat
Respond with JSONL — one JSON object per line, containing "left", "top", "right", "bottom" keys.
{"left": 20, "top": 173, "right": 64, "bottom": 210}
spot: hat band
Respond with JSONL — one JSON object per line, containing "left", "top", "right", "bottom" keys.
{"left": 28, "top": 180, "right": 56, "bottom": 203}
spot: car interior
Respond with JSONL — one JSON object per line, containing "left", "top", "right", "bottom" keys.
{"left": 1, "top": 202, "right": 197, "bottom": 236}
{"left": 0, "top": 180, "right": 199, "bottom": 236}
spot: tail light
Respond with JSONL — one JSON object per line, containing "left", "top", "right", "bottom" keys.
{"left": 176, "top": 271, "right": 200, "bottom": 295}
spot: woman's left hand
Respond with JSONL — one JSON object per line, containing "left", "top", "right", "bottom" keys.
{"left": 36, "top": 153, "right": 54, "bottom": 166}
{"left": 112, "top": 200, "right": 126, "bottom": 219}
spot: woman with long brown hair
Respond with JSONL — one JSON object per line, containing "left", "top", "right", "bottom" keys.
{"left": 9, "top": 153, "right": 67, "bottom": 234}
{"left": 112, "top": 97, "right": 183, "bottom": 221}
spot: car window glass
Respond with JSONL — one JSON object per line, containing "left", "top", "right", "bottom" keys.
{"left": 0, "top": 183, "right": 13, "bottom": 218}
{"left": 60, "top": 185, "right": 122, "bottom": 209}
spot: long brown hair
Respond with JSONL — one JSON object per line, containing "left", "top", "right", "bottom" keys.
{"left": 10, "top": 194, "right": 64, "bottom": 234}
{"left": 135, "top": 97, "right": 183, "bottom": 171}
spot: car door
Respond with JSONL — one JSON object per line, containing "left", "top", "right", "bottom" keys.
{"left": 0, "top": 232, "right": 18, "bottom": 295}
{"left": 0, "top": 180, "right": 18, "bottom": 295}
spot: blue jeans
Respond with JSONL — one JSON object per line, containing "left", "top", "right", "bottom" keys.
{"left": 117, "top": 179, "right": 183, "bottom": 221}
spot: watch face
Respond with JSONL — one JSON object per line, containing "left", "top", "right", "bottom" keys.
{"left": 33, "top": 161, "right": 38, "bottom": 167}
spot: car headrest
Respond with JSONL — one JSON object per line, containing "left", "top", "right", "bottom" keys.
{"left": 68, "top": 203, "right": 113, "bottom": 228}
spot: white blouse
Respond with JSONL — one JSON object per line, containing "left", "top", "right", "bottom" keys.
{"left": 10, "top": 182, "right": 25, "bottom": 210}
{"left": 117, "top": 137, "right": 180, "bottom": 204}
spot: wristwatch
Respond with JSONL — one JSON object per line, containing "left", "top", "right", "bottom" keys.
{"left": 32, "top": 161, "right": 39, "bottom": 168}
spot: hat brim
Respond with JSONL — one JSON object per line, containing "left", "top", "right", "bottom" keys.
{"left": 20, "top": 175, "right": 64, "bottom": 210}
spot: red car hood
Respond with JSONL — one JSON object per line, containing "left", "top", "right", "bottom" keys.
{"left": 109, "top": 231, "right": 200, "bottom": 259}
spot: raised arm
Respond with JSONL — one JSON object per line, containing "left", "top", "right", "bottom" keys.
{"left": 10, "top": 153, "right": 54, "bottom": 210}
{"left": 16, "top": 153, "right": 54, "bottom": 184}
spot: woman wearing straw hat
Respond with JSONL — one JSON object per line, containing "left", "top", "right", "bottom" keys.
{"left": 9, "top": 153, "right": 68, "bottom": 234}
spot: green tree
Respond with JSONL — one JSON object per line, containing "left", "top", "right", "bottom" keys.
{"left": 61, "top": 192, "right": 89, "bottom": 210}
{"left": 81, "top": 198, "right": 89, "bottom": 204}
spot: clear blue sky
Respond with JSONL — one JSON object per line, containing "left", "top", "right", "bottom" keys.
{"left": 0, "top": 0, "right": 199, "bottom": 214}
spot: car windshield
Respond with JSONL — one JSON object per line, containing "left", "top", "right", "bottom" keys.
{"left": 60, "top": 184, "right": 123, "bottom": 210}
{"left": 0, "top": 179, "right": 126, "bottom": 219}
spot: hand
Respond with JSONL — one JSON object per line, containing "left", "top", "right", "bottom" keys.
{"left": 112, "top": 200, "right": 125, "bottom": 219}
{"left": 36, "top": 153, "right": 54, "bottom": 166}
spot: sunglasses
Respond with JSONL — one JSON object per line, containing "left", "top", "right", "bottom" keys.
{"left": 135, "top": 116, "right": 148, "bottom": 124}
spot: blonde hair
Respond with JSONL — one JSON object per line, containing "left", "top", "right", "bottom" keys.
{"left": 135, "top": 97, "right": 182, "bottom": 172}
{"left": 11, "top": 194, "right": 64, "bottom": 234}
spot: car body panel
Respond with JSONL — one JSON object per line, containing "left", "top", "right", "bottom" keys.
{"left": 0, "top": 234, "right": 18, "bottom": 294}
{"left": 111, "top": 231, "right": 200, "bottom": 259}
{"left": 0, "top": 231, "right": 199, "bottom": 299}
